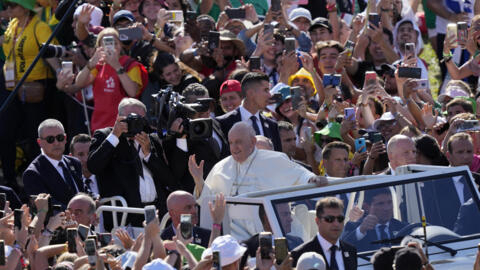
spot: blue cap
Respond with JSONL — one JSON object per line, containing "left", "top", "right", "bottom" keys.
{"left": 113, "top": 10, "right": 135, "bottom": 25}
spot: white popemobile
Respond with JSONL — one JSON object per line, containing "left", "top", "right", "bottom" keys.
{"left": 96, "top": 165, "right": 480, "bottom": 269}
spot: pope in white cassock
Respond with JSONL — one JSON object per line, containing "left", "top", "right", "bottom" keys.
{"left": 189, "top": 122, "right": 328, "bottom": 240}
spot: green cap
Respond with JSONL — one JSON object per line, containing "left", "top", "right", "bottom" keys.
{"left": 7, "top": 0, "right": 36, "bottom": 11}
{"left": 314, "top": 122, "right": 342, "bottom": 142}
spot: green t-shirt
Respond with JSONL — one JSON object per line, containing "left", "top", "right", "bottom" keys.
{"left": 185, "top": 243, "right": 206, "bottom": 262}
{"left": 198, "top": 0, "right": 268, "bottom": 21}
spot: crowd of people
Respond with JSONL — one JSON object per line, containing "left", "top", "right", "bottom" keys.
{"left": 1, "top": 0, "right": 480, "bottom": 268}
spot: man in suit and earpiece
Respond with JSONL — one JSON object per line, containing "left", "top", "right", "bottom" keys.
{"left": 216, "top": 72, "right": 282, "bottom": 151}
{"left": 291, "top": 197, "right": 357, "bottom": 270}
{"left": 23, "top": 119, "right": 84, "bottom": 208}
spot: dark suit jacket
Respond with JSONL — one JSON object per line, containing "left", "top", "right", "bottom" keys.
{"left": 290, "top": 236, "right": 357, "bottom": 270}
{"left": 23, "top": 155, "right": 84, "bottom": 208}
{"left": 160, "top": 224, "right": 211, "bottom": 248}
{"left": 343, "top": 217, "right": 408, "bottom": 252}
{"left": 87, "top": 128, "right": 180, "bottom": 225}
{"left": 422, "top": 177, "right": 471, "bottom": 230}
{"left": 216, "top": 108, "right": 282, "bottom": 152}
{"left": 454, "top": 198, "right": 480, "bottom": 235}
{"left": 164, "top": 119, "right": 229, "bottom": 193}
{"left": 0, "top": 185, "right": 22, "bottom": 210}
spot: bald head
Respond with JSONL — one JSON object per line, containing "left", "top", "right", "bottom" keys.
{"left": 228, "top": 122, "right": 256, "bottom": 139}
{"left": 67, "top": 193, "right": 96, "bottom": 226}
{"left": 387, "top": 134, "right": 417, "bottom": 170}
{"left": 167, "top": 191, "right": 198, "bottom": 226}
{"left": 255, "top": 135, "right": 273, "bottom": 150}
{"left": 228, "top": 122, "right": 257, "bottom": 163}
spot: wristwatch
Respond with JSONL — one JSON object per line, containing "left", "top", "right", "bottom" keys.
{"left": 167, "top": 249, "right": 180, "bottom": 256}
{"left": 116, "top": 67, "right": 126, "bottom": 75}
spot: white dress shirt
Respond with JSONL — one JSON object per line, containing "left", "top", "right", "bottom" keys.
{"left": 316, "top": 233, "right": 345, "bottom": 270}
{"left": 176, "top": 129, "right": 223, "bottom": 152}
{"left": 453, "top": 176, "right": 467, "bottom": 204}
{"left": 83, "top": 174, "right": 99, "bottom": 197}
{"left": 106, "top": 133, "right": 158, "bottom": 203}
{"left": 42, "top": 151, "right": 79, "bottom": 192}
{"left": 239, "top": 105, "right": 264, "bottom": 136}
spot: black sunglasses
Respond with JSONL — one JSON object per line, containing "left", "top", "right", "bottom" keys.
{"left": 321, "top": 215, "right": 345, "bottom": 223}
{"left": 41, "top": 134, "right": 65, "bottom": 144}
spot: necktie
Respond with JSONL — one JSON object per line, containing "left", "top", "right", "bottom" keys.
{"left": 460, "top": 177, "right": 472, "bottom": 203}
{"left": 329, "top": 245, "right": 339, "bottom": 270}
{"left": 270, "top": 68, "right": 278, "bottom": 85}
{"left": 84, "top": 178, "right": 93, "bottom": 194}
{"left": 208, "top": 137, "right": 221, "bottom": 158}
{"left": 129, "top": 141, "right": 144, "bottom": 178}
{"left": 250, "top": 115, "right": 261, "bottom": 135}
{"left": 59, "top": 162, "right": 77, "bottom": 193}
{"left": 378, "top": 224, "right": 389, "bottom": 241}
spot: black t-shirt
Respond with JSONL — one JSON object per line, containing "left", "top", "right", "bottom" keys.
{"left": 350, "top": 61, "right": 383, "bottom": 88}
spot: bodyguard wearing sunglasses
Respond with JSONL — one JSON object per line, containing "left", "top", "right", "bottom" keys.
{"left": 23, "top": 119, "right": 84, "bottom": 208}
{"left": 291, "top": 197, "right": 357, "bottom": 270}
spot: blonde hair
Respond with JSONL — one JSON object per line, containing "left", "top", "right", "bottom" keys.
{"left": 96, "top": 27, "right": 120, "bottom": 48}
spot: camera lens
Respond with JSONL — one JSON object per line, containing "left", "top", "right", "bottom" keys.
{"left": 193, "top": 122, "right": 206, "bottom": 134}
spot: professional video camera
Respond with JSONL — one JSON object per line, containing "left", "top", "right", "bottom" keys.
{"left": 40, "top": 42, "right": 79, "bottom": 58}
{"left": 151, "top": 86, "right": 213, "bottom": 140}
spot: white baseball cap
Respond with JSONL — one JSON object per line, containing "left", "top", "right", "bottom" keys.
{"left": 201, "top": 235, "right": 247, "bottom": 267}
{"left": 438, "top": 87, "right": 469, "bottom": 104}
{"left": 288, "top": 8, "right": 312, "bottom": 22}
{"left": 296, "top": 252, "right": 326, "bottom": 270}
{"left": 142, "top": 258, "right": 175, "bottom": 270}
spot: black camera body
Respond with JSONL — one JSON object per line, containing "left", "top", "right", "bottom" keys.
{"left": 122, "top": 113, "right": 148, "bottom": 137}
{"left": 41, "top": 43, "right": 78, "bottom": 58}
{"left": 151, "top": 87, "right": 213, "bottom": 140}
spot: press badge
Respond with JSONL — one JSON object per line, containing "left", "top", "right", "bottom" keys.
{"left": 4, "top": 61, "right": 15, "bottom": 88}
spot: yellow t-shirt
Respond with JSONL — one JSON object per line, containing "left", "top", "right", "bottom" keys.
{"left": 2, "top": 15, "right": 57, "bottom": 83}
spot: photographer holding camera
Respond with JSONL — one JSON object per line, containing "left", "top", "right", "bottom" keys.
{"left": 87, "top": 98, "right": 180, "bottom": 227}
{"left": 165, "top": 83, "right": 229, "bottom": 193}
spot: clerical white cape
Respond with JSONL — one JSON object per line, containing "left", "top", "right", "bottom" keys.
{"left": 197, "top": 148, "right": 315, "bottom": 240}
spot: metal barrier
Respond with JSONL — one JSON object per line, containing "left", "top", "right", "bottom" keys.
{"left": 95, "top": 196, "right": 171, "bottom": 233}
{"left": 95, "top": 205, "right": 144, "bottom": 233}
{"left": 97, "top": 196, "right": 129, "bottom": 230}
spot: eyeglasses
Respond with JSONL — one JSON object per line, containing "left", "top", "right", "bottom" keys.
{"left": 41, "top": 134, "right": 65, "bottom": 144}
{"left": 320, "top": 215, "right": 345, "bottom": 223}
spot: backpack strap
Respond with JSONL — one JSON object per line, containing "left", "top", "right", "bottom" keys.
{"left": 123, "top": 57, "right": 136, "bottom": 70}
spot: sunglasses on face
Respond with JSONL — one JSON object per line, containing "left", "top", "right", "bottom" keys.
{"left": 41, "top": 134, "right": 65, "bottom": 144}
{"left": 320, "top": 215, "right": 345, "bottom": 223}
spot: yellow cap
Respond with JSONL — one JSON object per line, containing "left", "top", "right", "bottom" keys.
{"left": 288, "top": 68, "right": 317, "bottom": 96}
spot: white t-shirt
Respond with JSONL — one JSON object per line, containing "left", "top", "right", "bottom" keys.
{"left": 435, "top": 0, "right": 474, "bottom": 34}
